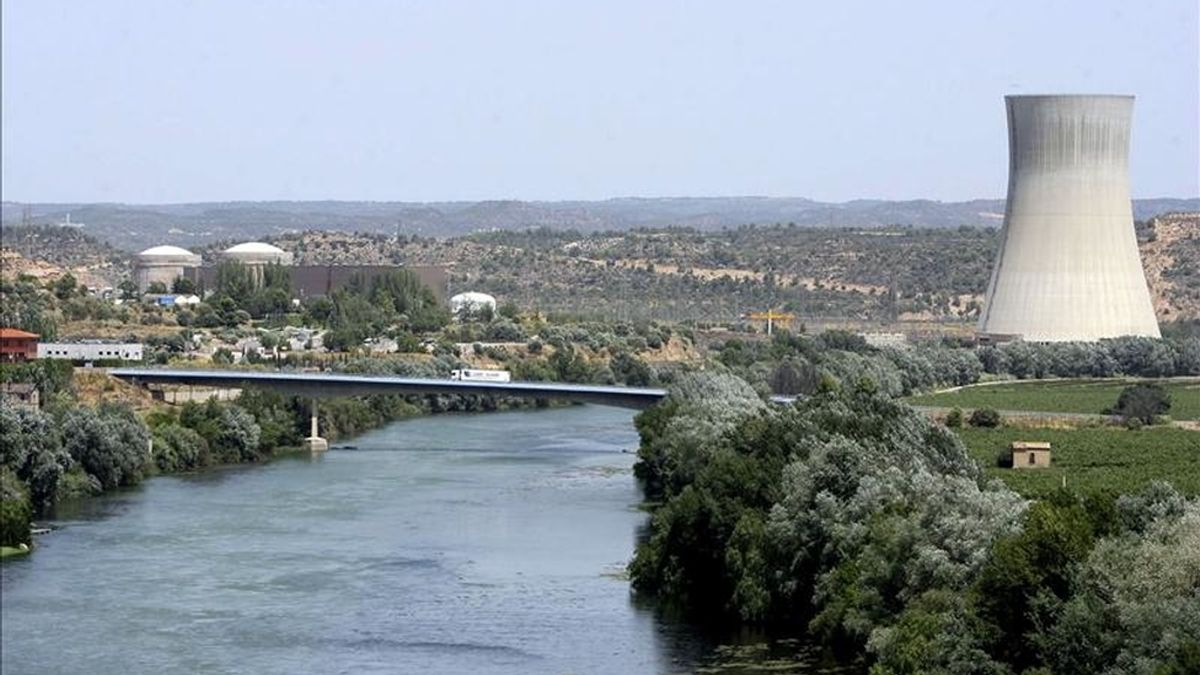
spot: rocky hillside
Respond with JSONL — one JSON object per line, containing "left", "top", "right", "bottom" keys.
{"left": 6, "top": 215, "right": 1193, "bottom": 326}
{"left": 1140, "top": 212, "right": 1200, "bottom": 321}
{"left": 0, "top": 225, "right": 128, "bottom": 288}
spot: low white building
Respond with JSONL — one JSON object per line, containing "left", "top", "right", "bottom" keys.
{"left": 859, "top": 332, "right": 908, "bottom": 349}
{"left": 38, "top": 342, "right": 144, "bottom": 361}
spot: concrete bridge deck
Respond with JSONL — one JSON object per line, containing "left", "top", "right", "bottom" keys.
{"left": 110, "top": 368, "right": 669, "bottom": 410}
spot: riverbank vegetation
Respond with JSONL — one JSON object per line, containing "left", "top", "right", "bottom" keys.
{"left": 630, "top": 371, "right": 1200, "bottom": 673}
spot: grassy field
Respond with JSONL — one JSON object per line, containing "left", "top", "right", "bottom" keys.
{"left": 907, "top": 378, "right": 1200, "bottom": 421}
{"left": 956, "top": 426, "right": 1200, "bottom": 498}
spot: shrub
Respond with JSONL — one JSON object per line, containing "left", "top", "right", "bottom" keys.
{"left": 1114, "top": 383, "right": 1171, "bottom": 425}
{"left": 945, "top": 407, "right": 964, "bottom": 428}
{"left": 968, "top": 408, "right": 1002, "bottom": 428}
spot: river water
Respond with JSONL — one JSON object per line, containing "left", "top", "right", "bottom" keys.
{"left": 2, "top": 405, "right": 845, "bottom": 674}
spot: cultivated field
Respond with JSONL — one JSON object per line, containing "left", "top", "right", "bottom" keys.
{"left": 907, "top": 378, "right": 1200, "bottom": 421}
{"left": 957, "top": 426, "right": 1200, "bottom": 498}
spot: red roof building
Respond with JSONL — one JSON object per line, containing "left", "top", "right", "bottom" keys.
{"left": 0, "top": 328, "right": 40, "bottom": 363}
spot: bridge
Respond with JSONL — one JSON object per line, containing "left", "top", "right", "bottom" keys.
{"left": 110, "top": 368, "right": 669, "bottom": 452}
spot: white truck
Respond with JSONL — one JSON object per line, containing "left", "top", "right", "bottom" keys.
{"left": 450, "top": 369, "right": 512, "bottom": 383}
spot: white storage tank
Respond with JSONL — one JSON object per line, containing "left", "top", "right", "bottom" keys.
{"left": 134, "top": 245, "right": 202, "bottom": 292}
{"left": 221, "top": 242, "right": 294, "bottom": 266}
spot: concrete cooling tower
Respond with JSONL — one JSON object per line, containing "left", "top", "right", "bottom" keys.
{"left": 978, "top": 95, "right": 1160, "bottom": 342}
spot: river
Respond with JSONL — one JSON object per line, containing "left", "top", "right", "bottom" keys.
{"left": 2, "top": 405, "right": 848, "bottom": 674}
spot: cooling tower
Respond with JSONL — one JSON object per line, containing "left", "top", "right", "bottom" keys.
{"left": 978, "top": 95, "right": 1160, "bottom": 342}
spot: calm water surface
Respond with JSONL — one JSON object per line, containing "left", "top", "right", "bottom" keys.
{"left": 2, "top": 406, "right": 842, "bottom": 674}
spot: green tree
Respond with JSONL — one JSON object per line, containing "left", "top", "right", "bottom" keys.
{"left": 60, "top": 404, "right": 150, "bottom": 490}
{"left": 0, "top": 467, "right": 32, "bottom": 547}
{"left": 0, "top": 405, "right": 71, "bottom": 513}
{"left": 973, "top": 493, "right": 1098, "bottom": 669}
{"left": 171, "top": 276, "right": 197, "bottom": 295}
{"left": 1114, "top": 383, "right": 1172, "bottom": 425}
{"left": 968, "top": 408, "right": 1002, "bottom": 428}
{"left": 52, "top": 272, "right": 79, "bottom": 300}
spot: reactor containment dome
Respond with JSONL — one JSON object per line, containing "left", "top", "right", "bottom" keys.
{"left": 134, "top": 245, "right": 202, "bottom": 292}
{"left": 977, "top": 95, "right": 1160, "bottom": 342}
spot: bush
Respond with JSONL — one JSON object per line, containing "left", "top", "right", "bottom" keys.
{"left": 945, "top": 407, "right": 964, "bottom": 428}
{"left": 1114, "top": 383, "right": 1171, "bottom": 425}
{"left": 968, "top": 408, "right": 1002, "bottom": 428}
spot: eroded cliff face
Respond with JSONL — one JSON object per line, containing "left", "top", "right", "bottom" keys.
{"left": 1140, "top": 212, "right": 1200, "bottom": 322}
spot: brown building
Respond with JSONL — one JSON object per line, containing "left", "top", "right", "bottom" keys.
{"left": 186, "top": 264, "right": 448, "bottom": 301}
{"left": 1010, "top": 441, "right": 1051, "bottom": 469}
{"left": 0, "top": 328, "right": 39, "bottom": 363}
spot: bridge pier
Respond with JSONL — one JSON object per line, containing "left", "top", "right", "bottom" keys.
{"left": 302, "top": 399, "right": 328, "bottom": 453}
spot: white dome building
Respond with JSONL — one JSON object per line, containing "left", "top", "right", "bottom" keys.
{"left": 220, "top": 242, "right": 294, "bottom": 287}
{"left": 134, "top": 245, "right": 202, "bottom": 292}
{"left": 450, "top": 291, "right": 497, "bottom": 319}
{"left": 221, "top": 241, "right": 294, "bottom": 266}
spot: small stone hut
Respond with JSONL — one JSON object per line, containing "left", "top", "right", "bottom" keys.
{"left": 1010, "top": 441, "right": 1051, "bottom": 469}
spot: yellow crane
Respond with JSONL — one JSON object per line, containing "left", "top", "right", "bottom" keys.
{"left": 746, "top": 310, "right": 796, "bottom": 336}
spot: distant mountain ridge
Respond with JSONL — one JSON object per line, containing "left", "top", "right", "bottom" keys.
{"left": 2, "top": 197, "right": 1195, "bottom": 251}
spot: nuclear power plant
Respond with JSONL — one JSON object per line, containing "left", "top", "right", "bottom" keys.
{"left": 978, "top": 95, "right": 1161, "bottom": 342}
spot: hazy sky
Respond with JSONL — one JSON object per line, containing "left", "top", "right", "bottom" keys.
{"left": 2, "top": 0, "right": 1197, "bottom": 203}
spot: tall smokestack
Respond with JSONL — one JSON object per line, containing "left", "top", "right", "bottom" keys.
{"left": 978, "top": 95, "right": 1160, "bottom": 342}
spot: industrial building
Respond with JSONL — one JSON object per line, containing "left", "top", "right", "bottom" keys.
{"left": 978, "top": 95, "right": 1160, "bottom": 342}
{"left": 134, "top": 245, "right": 202, "bottom": 292}
{"left": 184, "top": 262, "right": 448, "bottom": 301}
{"left": 133, "top": 239, "right": 449, "bottom": 302}
{"left": 38, "top": 342, "right": 144, "bottom": 362}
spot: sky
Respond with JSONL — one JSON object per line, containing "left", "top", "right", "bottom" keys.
{"left": 2, "top": 0, "right": 1197, "bottom": 203}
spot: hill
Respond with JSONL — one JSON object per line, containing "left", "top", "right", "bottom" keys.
{"left": 5, "top": 211, "right": 1195, "bottom": 325}
{"left": 0, "top": 224, "right": 129, "bottom": 288}
{"left": 2, "top": 197, "right": 1194, "bottom": 251}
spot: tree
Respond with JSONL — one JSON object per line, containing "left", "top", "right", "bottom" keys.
{"left": 214, "top": 260, "right": 254, "bottom": 302}
{"left": 768, "top": 358, "right": 819, "bottom": 396}
{"left": 498, "top": 302, "right": 520, "bottom": 319}
{"left": 0, "top": 468, "right": 32, "bottom": 547}
{"left": 212, "top": 405, "right": 262, "bottom": 463}
{"left": 52, "top": 272, "right": 79, "bottom": 300}
{"left": 1114, "top": 383, "right": 1171, "bottom": 425}
{"left": 60, "top": 404, "right": 150, "bottom": 490}
{"left": 0, "top": 277, "right": 59, "bottom": 338}
{"left": 0, "top": 405, "right": 71, "bottom": 513}
{"left": 146, "top": 281, "right": 168, "bottom": 294}
{"left": 151, "top": 424, "right": 209, "bottom": 473}
{"left": 611, "top": 352, "right": 653, "bottom": 386}
{"left": 171, "top": 276, "right": 196, "bottom": 295}
{"left": 117, "top": 279, "right": 139, "bottom": 301}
